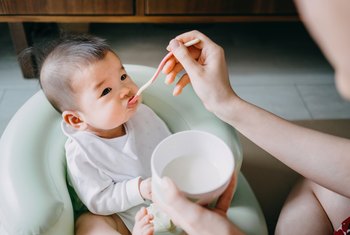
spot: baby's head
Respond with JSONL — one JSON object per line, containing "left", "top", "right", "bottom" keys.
{"left": 40, "top": 34, "right": 112, "bottom": 113}
{"left": 40, "top": 34, "right": 140, "bottom": 138}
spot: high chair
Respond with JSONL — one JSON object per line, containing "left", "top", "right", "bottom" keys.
{"left": 0, "top": 65, "right": 268, "bottom": 235}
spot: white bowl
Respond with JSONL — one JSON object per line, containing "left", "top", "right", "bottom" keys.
{"left": 151, "top": 130, "right": 235, "bottom": 205}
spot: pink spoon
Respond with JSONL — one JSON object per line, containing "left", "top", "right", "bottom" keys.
{"left": 128, "top": 38, "right": 200, "bottom": 104}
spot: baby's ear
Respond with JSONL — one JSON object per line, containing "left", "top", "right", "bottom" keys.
{"left": 62, "top": 111, "right": 87, "bottom": 131}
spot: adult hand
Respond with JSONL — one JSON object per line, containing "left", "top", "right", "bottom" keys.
{"left": 212, "top": 173, "right": 237, "bottom": 216}
{"left": 163, "top": 30, "right": 238, "bottom": 117}
{"left": 152, "top": 175, "right": 243, "bottom": 235}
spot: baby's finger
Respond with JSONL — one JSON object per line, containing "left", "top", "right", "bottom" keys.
{"left": 135, "top": 207, "right": 147, "bottom": 221}
{"left": 143, "top": 224, "right": 154, "bottom": 235}
{"left": 141, "top": 214, "right": 153, "bottom": 225}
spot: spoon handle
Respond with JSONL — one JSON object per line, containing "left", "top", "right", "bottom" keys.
{"left": 130, "top": 38, "right": 200, "bottom": 104}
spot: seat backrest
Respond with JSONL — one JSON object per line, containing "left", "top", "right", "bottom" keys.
{"left": 0, "top": 64, "right": 242, "bottom": 235}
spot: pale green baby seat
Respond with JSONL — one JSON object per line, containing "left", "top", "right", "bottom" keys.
{"left": 0, "top": 65, "right": 267, "bottom": 235}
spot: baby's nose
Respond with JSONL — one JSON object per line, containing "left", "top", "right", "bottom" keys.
{"left": 119, "top": 87, "right": 131, "bottom": 99}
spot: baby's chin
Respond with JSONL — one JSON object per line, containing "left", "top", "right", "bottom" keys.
{"left": 92, "top": 124, "right": 127, "bottom": 138}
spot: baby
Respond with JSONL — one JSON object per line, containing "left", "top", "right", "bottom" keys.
{"left": 39, "top": 34, "right": 171, "bottom": 235}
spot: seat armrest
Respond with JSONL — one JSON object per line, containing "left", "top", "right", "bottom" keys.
{"left": 0, "top": 91, "right": 74, "bottom": 234}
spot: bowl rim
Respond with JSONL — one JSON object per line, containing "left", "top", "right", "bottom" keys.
{"left": 151, "top": 130, "right": 235, "bottom": 195}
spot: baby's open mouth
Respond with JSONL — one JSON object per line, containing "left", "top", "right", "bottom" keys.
{"left": 128, "top": 96, "right": 138, "bottom": 105}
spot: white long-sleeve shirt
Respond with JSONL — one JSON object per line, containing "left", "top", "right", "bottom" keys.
{"left": 62, "top": 104, "right": 171, "bottom": 231}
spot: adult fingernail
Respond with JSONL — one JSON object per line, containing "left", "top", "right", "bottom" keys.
{"left": 173, "top": 85, "right": 182, "bottom": 96}
{"left": 165, "top": 76, "right": 172, "bottom": 84}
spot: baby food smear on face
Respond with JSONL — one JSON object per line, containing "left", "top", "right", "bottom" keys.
{"left": 161, "top": 155, "right": 222, "bottom": 194}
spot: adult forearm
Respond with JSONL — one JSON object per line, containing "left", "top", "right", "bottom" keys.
{"left": 216, "top": 97, "right": 350, "bottom": 197}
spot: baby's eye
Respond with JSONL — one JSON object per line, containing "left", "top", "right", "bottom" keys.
{"left": 121, "top": 74, "right": 127, "bottom": 81}
{"left": 100, "top": 87, "right": 112, "bottom": 97}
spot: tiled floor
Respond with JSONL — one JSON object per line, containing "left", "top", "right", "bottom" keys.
{"left": 1, "top": 22, "right": 350, "bottom": 135}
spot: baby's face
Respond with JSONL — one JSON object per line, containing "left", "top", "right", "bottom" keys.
{"left": 72, "top": 51, "right": 140, "bottom": 137}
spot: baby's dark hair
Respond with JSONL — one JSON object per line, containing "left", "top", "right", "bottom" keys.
{"left": 36, "top": 34, "right": 114, "bottom": 113}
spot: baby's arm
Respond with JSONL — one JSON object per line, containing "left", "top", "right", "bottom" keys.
{"left": 66, "top": 150, "right": 146, "bottom": 214}
{"left": 132, "top": 207, "right": 154, "bottom": 235}
{"left": 74, "top": 174, "right": 144, "bottom": 214}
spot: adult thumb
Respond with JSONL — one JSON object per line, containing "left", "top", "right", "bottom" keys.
{"left": 158, "top": 177, "right": 193, "bottom": 210}
{"left": 168, "top": 39, "right": 200, "bottom": 75}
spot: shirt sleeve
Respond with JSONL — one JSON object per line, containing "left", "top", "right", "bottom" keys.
{"left": 65, "top": 139, "right": 145, "bottom": 215}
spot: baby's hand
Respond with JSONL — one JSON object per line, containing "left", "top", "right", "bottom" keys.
{"left": 146, "top": 203, "right": 175, "bottom": 232}
{"left": 132, "top": 207, "right": 154, "bottom": 235}
{"left": 140, "top": 178, "right": 152, "bottom": 200}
